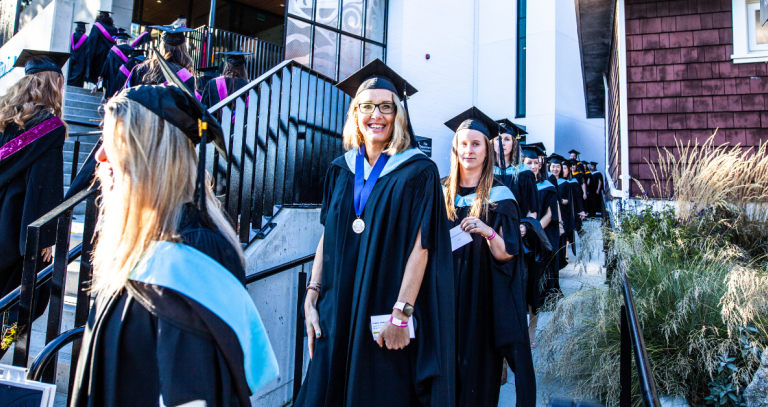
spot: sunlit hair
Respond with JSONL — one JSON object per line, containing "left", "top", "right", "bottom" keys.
{"left": 0, "top": 71, "right": 64, "bottom": 132}
{"left": 342, "top": 91, "right": 411, "bottom": 156}
{"left": 91, "top": 96, "right": 244, "bottom": 297}
{"left": 443, "top": 130, "right": 496, "bottom": 221}
{"left": 223, "top": 62, "right": 248, "bottom": 81}
{"left": 139, "top": 40, "right": 195, "bottom": 86}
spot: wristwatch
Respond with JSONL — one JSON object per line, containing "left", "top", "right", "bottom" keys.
{"left": 393, "top": 301, "right": 414, "bottom": 317}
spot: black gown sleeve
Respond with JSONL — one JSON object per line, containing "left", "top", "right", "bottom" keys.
{"left": 320, "top": 163, "right": 343, "bottom": 226}
{"left": 412, "top": 163, "right": 445, "bottom": 250}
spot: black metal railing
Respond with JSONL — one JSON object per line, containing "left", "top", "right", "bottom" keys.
{"left": 207, "top": 59, "right": 348, "bottom": 243}
{"left": 28, "top": 253, "right": 316, "bottom": 403}
{"left": 2, "top": 186, "right": 98, "bottom": 399}
{"left": 135, "top": 26, "right": 285, "bottom": 83}
{"left": 605, "top": 200, "right": 661, "bottom": 407}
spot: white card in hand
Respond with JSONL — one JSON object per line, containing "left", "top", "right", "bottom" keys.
{"left": 450, "top": 225, "right": 473, "bottom": 251}
{"left": 370, "top": 315, "right": 416, "bottom": 341}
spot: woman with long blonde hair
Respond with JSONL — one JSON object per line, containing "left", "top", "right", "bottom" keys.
{"left": 442, "top": 107, "right": 535, "bottom": 407}
{"left": 70, "top": 81, "right": 278, "bottom": 406}
{"left": 296, "top": 59, "right": 456, "bottom": 407}
{"left": 0, "top": 50, "right": 69, "bottom": 327}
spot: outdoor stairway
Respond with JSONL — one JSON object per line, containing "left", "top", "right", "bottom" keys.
{"left": 62, "top": 86, "right": 102, "bottom": 215}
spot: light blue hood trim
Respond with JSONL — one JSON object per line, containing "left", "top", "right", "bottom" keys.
{"left": 344, "top": 147, "right": 425, "bottom": 180}
{"left": 536, "top": 180, "right": 556, "bottom": 191}
{"left": 446, "top": 185, "right": 516, "bottom": 207}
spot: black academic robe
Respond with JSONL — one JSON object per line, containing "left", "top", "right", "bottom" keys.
{"left": 70, "top": 205, "right": 253, "bottom": 407}
{"left": 201, "top": 76, "right": 248, "bottom": 108}
{"left": 591, "top": 171, "right": 604, "bottom": 216}
{"left": 0, "top": 111, "right": 65, "bottom": 331}
{"left": 494, "top": 166, "right": 539, "bottom": 219}
{"left": 567, "top": 178, "right": 585, "bottom": 252}
{"left": 67, "top": 32, "right": 88, "bottom": 87}
{"left": 85, "top": 23, "right": 117, "bottom": 85}
{"left": 64, "top": 140, "right": 101, "bottom": 201}
{"left": 99, "top": 44, "right": 133, "bottom": 99}
{"left": 555, "top": 178, "right": 574, "bottom": 269}
{"left": 129, "top": 61, "right": 197, "bottom": 95}
{"left": 295, "top": 148, "right": 456, "bottom": 407}
{"left": 528, "top": 181, "right": 560, "bottom": 312}
{"left": 449, "top": 182, "right": 530, "bottom": 407}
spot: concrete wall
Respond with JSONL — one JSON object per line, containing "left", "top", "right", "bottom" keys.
{"left": 244, "top": 208, "right": 323, "bottom": 406}
{"left": 0, "top": 0, "right": 74, "bottom": 95}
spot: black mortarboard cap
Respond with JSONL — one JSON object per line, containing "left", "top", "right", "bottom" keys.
{"left": 568, "top": 149, "right": 580, "bottom": 155}
{"left": 336, "top": 58, "right": 417, "bottom": 98}
{"left": 97, "top": 10, "right": 112, "bottom": 14}
{"left": 590, "top": 161, "right": 598, "bottom": 165}
{"left": 528, "top": 142, "right": 546, "bottom": 155}
{"left": 547, "top": 154, "right": 566, "bottom": 165}
{"left": 444, "top": 107, "right": 499, "bottom": 139}
{"left": 521, "top": 144, "right": 544, "bottom": 160}
{"left": 14, "top": 49, "right": 71, "bottom": 75}
{"left": 129, "top": 48, "right": 147, "bottom": 57}
{"left": 563, "top": 159, "right": 575, "bottom": 167}
{"left": 115, "top": 29, "right": 131, "bottom": 40}
{"left": 74, "top": 21, "right": 87, "bottom": 31}
{"left": 198, "top": 66, "right": 219, "bottom": 75}
{"left": 217, "top": 51, "right": 251, "bottom": 67}
{"left": 151, "top": 25, "right": 194, "bottom": 46}
{"left": 496, "top": 118, "right": 527, "bottom": 139}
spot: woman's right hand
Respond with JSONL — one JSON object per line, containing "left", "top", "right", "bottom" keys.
{"left": 304, "top": 291, "right": 321, "bottom": 359}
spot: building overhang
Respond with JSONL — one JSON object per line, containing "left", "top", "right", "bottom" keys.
{"left": 575, "top": 0, "right": 615, "bottom": 119}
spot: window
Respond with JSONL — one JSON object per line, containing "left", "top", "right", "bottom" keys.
{"left": 285, "top": 0, "right": 387, "bottom": 81}
{"left": 731, "top": 0, "right": 768, "bottom": 63}
{"left": 516, "top": 0, "right": 526, "bottom": 118}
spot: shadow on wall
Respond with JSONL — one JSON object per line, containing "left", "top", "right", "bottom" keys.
{"left": 18, "top": 0, "right": 54, "bottom": 31}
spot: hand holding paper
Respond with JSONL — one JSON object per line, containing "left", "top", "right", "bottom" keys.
{"left": 450, "top": 225, "right": 472, "bottom": 251}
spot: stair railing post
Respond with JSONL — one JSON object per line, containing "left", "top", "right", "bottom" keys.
{"left": 293, "top": 265, "right": 307, "bottom": 401}
{"left": 620, "top": 304, "right": 631, "bottom": 407}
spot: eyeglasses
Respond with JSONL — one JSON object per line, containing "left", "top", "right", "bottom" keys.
{"left": 356, "top": 102, "right": 397, "bottom": 115}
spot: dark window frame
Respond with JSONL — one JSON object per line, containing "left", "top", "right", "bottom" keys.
{"left": 515, "top": 0, "right": 526, "bottom": 118}
{"left": 285, "top": 0, "right": 388, "bottom": 81}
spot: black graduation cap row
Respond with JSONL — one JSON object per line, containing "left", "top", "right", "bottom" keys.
{"left": 215, "top": 51, "right": 252, "bottom": 67}
{"left": 151, "top": 25, "right": 195, "bottom": 46}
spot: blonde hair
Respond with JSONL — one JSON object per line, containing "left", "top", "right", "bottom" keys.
{"left": 0, "top": 71, "right": 64, "bottom": 132}
{"left": 341, "top": 91, "right": 412, "bottom": 156}
{"left": 91, "top": 96, "right": 244, "bottom": 296}
{"left": 443, "top": 131, "right": 497, "bottom": 221}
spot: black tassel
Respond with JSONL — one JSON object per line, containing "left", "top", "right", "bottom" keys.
{"left": 498, "top": 132, "right": 506, "bottom": 171}
{"left": 402, "top": 82, "right": 419, "bottom": 149}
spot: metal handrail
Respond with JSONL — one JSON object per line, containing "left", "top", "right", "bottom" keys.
{"left": 606, "top": 200, "right": 661, "bottom": 407}
{"left": 26, "top": 327, "right": 84, "bottom": 382}
{"left": 245, "top": 253, "right": 315, "bottom": 285}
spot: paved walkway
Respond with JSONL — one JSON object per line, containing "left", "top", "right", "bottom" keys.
{"left": 499, "top": 219, "right": 606, "bottom": 407}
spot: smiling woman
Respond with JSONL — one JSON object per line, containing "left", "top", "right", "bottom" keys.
{"left": 295, "top": 59, "right": 456, "bottom": 407}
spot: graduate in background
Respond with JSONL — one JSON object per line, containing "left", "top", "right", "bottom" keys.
{"left": 589, "top": 161, "right": 604, "bottom": 218}
{"left": 70, "top": 56, "right": 278, "bottom": 406}
{"left": 296, "top": 60, "right": 456, "bottom": 407}
{"left": 0, "top": 50, "right": 70, "bottom": 328}
{"left": 582, "top": 161, "right": 593, "bottom": 217}
{"left": 197, "top": 66, "right": 220, "bottom": 92}
{"left": 568, "top": 149, "right": 580, "bottom": 161}
{"left": 572, "top": 162, "right": 589, "bottom": 232}
{"left": 563, "top": 160, "right": 586, "bottom": 256}
{"left": 548, "top": 154, "right": 574, "bottom": 269}
{"left": 493, "top": 119, "right": 538, "bottom": 219}
{"left": 67, "top": 22, "right": 88, "bottom": 87}
{"left": 128, "top": 25, "right": 199, "bottom": 99}
{"left": 443, "top": 107, "right": 535, "bottom": 407}
{"left": 201, "top": 52, "right": 250, "bottom": 115}
{"left": 99, "top": 29, "right": 134, "bottom": 99}
{"left": 527, "top": 144, "right": 561, "bottom": 348}
{"left": 85, "top": 11, "right": 117, "bottom": 87}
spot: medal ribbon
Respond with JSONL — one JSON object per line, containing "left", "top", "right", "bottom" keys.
{"left": 354, "top": 145, "right": 389, "bottom": 218}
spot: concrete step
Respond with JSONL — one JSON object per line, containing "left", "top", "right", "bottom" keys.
{"left": 63, "top": 92, "right": 102, "bottom": 104}
{"left": 62, "top": 107, "right": 100, "bottom": 120}
{"left": 65, "top": 85, "right": 103, "bottom": 97}
{"left": 66, "top": 124, "right": 101, "bottom": 136}
{"left": 62, "top": 114, "right": 100, "bottom": 127}
{"left": 63, "top": 151, "right": 90, "bottom": 163}
{"left": 63, "top": 99, "right": 101, "bottom": 111}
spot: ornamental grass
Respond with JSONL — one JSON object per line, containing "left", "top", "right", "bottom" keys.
{"left": 536, "top": 136, "right": 768, "bottom": 407}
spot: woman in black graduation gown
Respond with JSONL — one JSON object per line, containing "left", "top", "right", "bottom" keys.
{"left": 443, "top": 108, "right": 535, "bottom": 407}
{"left": 85, "top": 11, "right": 117, "bottom": 86}
{"left": 524, "top": 145, "right": 561, "bottom": 347}
{"left": 70, "top": 69, "right": 278, "bottom": 406}
{"left": 590, "top": 161, "right": 604, "bottom": 218}
{"left": 67, "top": 22, "right": 88, "bottom": 86}
{"left": 99, "top": 30, "right": 134, "bottom": 99}
{"left": 572, "top": 162, "right": 589, "bottom": 232}
{"left": 564, "top": 160, "right": 586, "bottom": 255}
{"left": 297, "top": 59, "right": 456, "bottom": 407}
{"left": 549, "top": 155, "right": 574, "bottom": 268}
{"left": 128, "top": 25, "right": 198, "bottom": 97}
{"left": 201, "top": 51, "right": 249, "bottom": 111}
{"left": 493, "top": 121, "right": 538, "bottom": 219}
{"left": 0, "top": 50, "right": 69, "bottom": 323}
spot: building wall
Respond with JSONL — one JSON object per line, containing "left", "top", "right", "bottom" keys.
{"left": 607, "top": 7, "right": 622, "bottom": 190}
{"left": 624, "top": 0, "right": 768, "bottom": 196}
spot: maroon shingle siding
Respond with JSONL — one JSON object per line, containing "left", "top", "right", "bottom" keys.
{"left": 625, "top": 0, "right": 768, "bottom": 197}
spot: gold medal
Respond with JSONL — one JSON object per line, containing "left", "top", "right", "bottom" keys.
{"left": 352, "top": 218, "right": 365, "bottom": 234}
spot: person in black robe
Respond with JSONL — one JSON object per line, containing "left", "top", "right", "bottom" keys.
{"left": 563, "top": 160, "right": 586, "bottom": 256}
{"left": 67, "top": 21, "right": 89, "bottom": 87}
{"left": 549, "top": 154, "right": 574, "bottom": 268}
{"left": 572, "top": 162, "right": 589, "bottom": 229}
{"left": 568, "top": 149, "right": 580, "bottom": 161}
{"left": 582, "top": 161, "right": 593, "bottom": 218}
{"left": 0, "top": 50, "right": 70, "bottom": 333}
{"left": 442, "top": 107, "right": 535, "bottom": 406}
{"left": 197, "top": 66, "right": 220, "bottom": 93}
{"left": 85, "top": 11, "right": 117, "bottom": 86}
{"left": 70, "top": 63, "right": 277, "bottom": 406}
{"left": 201, "top": 52, "right": 249, "bottom": 120}
{"left": 590, "top": 161, "right": 604, "bottom": 218}
{"left": 493, "top": 119, "right": 538, "bottom": 219}
{"left": 128, "top": 25, "right": 199, "bottom": 99}
{"left": 524, "top": 144, "right": 561, "bottom": 347}
{"left": 296, "top": 59, "right": 456, "bottom": 407}
{"left": 99, "top": 29, "right": 134, "bottom": 99}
